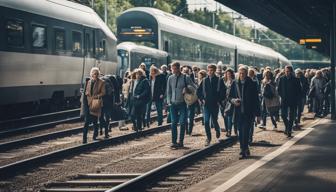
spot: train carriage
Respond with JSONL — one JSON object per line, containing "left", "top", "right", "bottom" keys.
{"left": 117, "top": 7, "right": 290, "bottom": 71}
{"left": 0, "top": 0, "right": 118, "bottom": 118}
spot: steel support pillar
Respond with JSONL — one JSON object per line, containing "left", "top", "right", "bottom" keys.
{"left": 331, "top": 2, "right": 336, "bottom": 119}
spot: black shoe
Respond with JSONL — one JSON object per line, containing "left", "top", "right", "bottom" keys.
{"left": 104, "top": 135, "right": 110, "bottom": 139}
{"left": 287, "top": 132, "right": 292, "bottom": 138}
{"left": 246, "top": 149, "right": 251, "bottom": 156}
{"left": 239, "top": 154, "right": 247, "bottom": 159}
{"left": 93, "top": 137, "right": 98, "bottom": 141}
{"left": 100, "top": 130, "right": 103, "bottom": 136}
{"left": 83, "top": 140, "right": 87, "bottom": 144}
{"left": 177, "top": 142, "right": 184, "bottom": 148}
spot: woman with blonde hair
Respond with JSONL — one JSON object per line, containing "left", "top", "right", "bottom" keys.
{"left": 129, "top": 68, "right": 150, "bottom": 131}
{"left": 260, "top": 70, "right": 280, "bottom": 129}
{"left": 82, "top": 67, "right": 105, "bottom": 143}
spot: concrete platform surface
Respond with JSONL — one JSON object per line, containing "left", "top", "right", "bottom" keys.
{"left": 184, "top": 119, "right": 336, "bottom": 192}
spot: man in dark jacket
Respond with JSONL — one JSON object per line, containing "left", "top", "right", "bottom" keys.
{"left": 146, "top": 66, "right": 166, "bottom": 126}
{"left": 229, "top": 65, "right": 261, "bottom": 159}
{"left": 197, "top": 64, "right": 226, "bottom": 146}
{"left": 278, "top": 65, "right": 302, "bottom": 137}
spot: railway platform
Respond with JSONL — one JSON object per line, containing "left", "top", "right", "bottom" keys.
{"left": 184, "top": 118, "right": 336, "bottom": 192}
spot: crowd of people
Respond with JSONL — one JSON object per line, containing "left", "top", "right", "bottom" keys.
{"left": 80, "top": 62, "right": 332, "bottom": 159}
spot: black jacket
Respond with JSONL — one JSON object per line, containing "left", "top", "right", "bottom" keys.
{"left": 278, "top": 75, "right": 302, "bottom": 107}
{"left": 132, "top": 76, "right": 150, "bottom": 107}
{"left": 150, "top": 73, "right": 166, "bottom": 101}
{"left": 197, "top": 76, "right": 226, "bottom": 107}
{"left": 229, "top": 77, "right": 261, "bottom": 120}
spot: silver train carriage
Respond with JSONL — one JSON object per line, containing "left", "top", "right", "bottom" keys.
{"left": 117, "top": 7, "right": 291, "bottom": 71}
{"left": 0, "top": 0, "right": 117, "bottom": 115}
{"left": 117, "top": 42, "right": 168, "bottom": 77}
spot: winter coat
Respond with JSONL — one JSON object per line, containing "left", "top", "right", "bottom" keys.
{"left": 84, "top": 78, "right": 105, "bottom": 117}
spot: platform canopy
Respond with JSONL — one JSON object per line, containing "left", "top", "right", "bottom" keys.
{"left": 216, "top": 0, "right": 334, "bottom": 57}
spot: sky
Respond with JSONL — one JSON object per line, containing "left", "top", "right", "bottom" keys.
{"left": 187, "top": 0, "right": 267, "bottom": 29}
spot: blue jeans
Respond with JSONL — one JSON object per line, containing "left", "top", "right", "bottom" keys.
{"left": 146, "top": 100, "right": 164, "bottom": 125}
{"left": 224, "top": 115, "right": 233, "bottom": 133}
{"left": 83, "top": 114, "right": 98, "bottom": 143}
{"left": 170, "top": 103, "right": 187, "bottom": 144}
{"left": 236, "top": 114, "right": 253, "bottom": 152}
{"left": 203, "top": 105, "right": 220, "bottom": 141}
{"left": 186, "top": 103, "right": 196, "bottom": 135}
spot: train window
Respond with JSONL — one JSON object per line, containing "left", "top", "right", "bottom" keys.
{"left": 72, "top": 31, "right": 82, "bottom": 55}
{"left": 54, "top": 29, "right": 65, "bottom": 51}
{"left": 99, "top": 39, "right": 106, "bottom": 57}
{"left": 32, "top": 25, "right": 47, "bottom": 49}
{"left": 6, "top": 19, "right": 24, "bottom": 47}
{"left": 85, "top": 33, "right": 91, "bottom": 55}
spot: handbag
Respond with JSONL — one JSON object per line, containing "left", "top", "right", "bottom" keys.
{"left": 183, "top": 75, "right": 198, "bottom": 106}
{"left": 90, "top": 97, "right": 103, "bottom": 111}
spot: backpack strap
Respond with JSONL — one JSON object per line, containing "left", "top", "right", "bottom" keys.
{"left": 203, "top": 78, "right": 206, "bottom": 99}
{"left": 217, "top": 76, "right": 221, "bottom": 92}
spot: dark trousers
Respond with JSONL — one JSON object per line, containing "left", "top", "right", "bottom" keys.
{"left": 99, "top": 109, "right": 111, "bottom": 137}
{"left": 203, "top": 105, "right": 220, "bottom": 141}
{"left": 236, "top": 114, "right": 253, "bottom": 152}
{"left": 296, "top": 97, "right": 305, "bottom": 124}
{"left": 146, "top": 100, "right": 164, "bottom": 126}
{"left": 83, "top": 113, "right": 98, "bottom": 143}
{"left": 281, "top": 104, "right": 296, "bottom": 133}
{"left": 170, "top": 103, "right": 187, "bottom": 144}
{"left": 132, "top": 105, "right": 146, "bottom": 131}
{"left": 224, "top": 115, "right": 233, "bottom": 133}
{"left": 186, "top": 103, "right": 196, "bottom": 135}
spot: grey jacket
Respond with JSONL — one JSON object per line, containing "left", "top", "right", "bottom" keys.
{"left": 166, "top": 73, "right": 196, "bottom": 105}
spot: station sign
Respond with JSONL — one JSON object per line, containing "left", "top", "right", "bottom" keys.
{"left": 299, "top": 38, "right": 322, "bottom": 45}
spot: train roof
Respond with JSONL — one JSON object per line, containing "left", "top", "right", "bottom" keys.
{"left": 0, "top": 0, "right": 116, "bottom": 40}
{"left": 121, "top": 7, "right": 283, "bottom": 60}
{"left": 117, "top": 42, "right": 168, "bottom": 57}
{"left": 290, "top": 60, "right": 330, "bottom": 64}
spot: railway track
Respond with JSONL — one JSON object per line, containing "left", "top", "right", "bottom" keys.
{"left": 0, "top": 114, "right": 161, "bottom": 152}
{"left": 40, "top": 136, "right": 237, "bottom": 192}
{"left": 0, "top": 109, "right": 81, "bottom": 139}
{"left": 0, "top": 116, "right": 201, "bottom": 180}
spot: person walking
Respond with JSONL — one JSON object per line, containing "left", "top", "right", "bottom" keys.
{"left": 130, "top": 69, "right": 150, "bottom": 132}
{"left": 146, "top": 66, "right": 166, "bottom": 126}
{"left": 197, "top": 64, "right": 226, "bottom": 146}
{"left": 166, "top": 62, "right": 195, "bottom": 148}
{"left": 278, "top": 65, "right": 302, "bottom": 137}
{"left": 229, "top": 65, "right": 261, "bottom": 158}
{"left": 261, "top": 70, "right": 280, "bottom": 130}
{"left": 82, "top": 67, "right": 105, "bottom": 144}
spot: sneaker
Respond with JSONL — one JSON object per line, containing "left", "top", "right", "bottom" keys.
{"left": 258, "top": 125, "right": 266, "bottom": 129}
{"left": 170, "top": 143, "right": 179, "bottom": 148}
{"left": 205, "top": 139, "right": 210, "bottom": 146}
{"left": 246, "top": 149, "right": 251, "bottom": 156}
